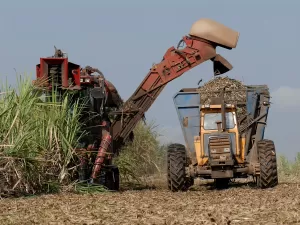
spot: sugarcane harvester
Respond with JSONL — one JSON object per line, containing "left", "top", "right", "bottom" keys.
{"left": 33, "top": 18, "right": 240, "bottom": 190}
{"left": 33, "top": 47, "right": 126, "bottom": 189}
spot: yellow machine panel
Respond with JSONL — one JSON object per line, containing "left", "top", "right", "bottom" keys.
{"left": 193, "top": 105, "right": 245, "bottom": 166}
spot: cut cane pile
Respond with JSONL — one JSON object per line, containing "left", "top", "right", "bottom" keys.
{"left": 198, "top": 76, "right": 248, "bottom": 120}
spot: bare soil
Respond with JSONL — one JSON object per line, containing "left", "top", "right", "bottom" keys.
{"left": 0, "top": 179, "right": 300, "bottom": 225}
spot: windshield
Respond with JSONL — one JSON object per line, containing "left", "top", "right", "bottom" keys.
{"left": 203, "top": 112, "right": 235, "bottom": 130}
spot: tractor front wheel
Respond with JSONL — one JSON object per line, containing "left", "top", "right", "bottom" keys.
{"left": 257, "top": 139, "right": 278, "bottom": 189}
{"left": 167, "top": 143, "right": 193, "bottom": 192}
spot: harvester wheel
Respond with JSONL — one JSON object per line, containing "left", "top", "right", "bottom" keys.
{"left": 167, "top": 143, "right": 192, "bottom": 192}
{"left": 257, "top": 139, "right": 278, "bottom": 189}
{"left": 104, "top": 165, "right": 120, "bottom": 191}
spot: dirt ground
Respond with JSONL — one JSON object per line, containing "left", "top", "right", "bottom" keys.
{"left": 0, "top": 179, "right": 300, "bottom": 225}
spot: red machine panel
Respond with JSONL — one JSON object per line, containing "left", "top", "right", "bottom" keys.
{"left": 35, "top": 57, "right": 81, "bottom": 89}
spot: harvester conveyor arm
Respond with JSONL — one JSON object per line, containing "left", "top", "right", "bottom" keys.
{"left": 111, "top": 35, "right": 232, "bottom": 153}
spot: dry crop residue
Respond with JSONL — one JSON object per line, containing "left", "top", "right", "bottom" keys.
{"left": 0, "top": 183, "right": 300, "bottom": 225}
{"left": 198, "top": 76, "right": 248, "bottom": 120}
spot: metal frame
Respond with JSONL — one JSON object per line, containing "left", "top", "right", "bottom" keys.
{"left": 244, "top": 85, "right": 270, "bottom": 158}
{"left": 110, "top": 35, "right": 236, "bottom": 153}
{"left": 35, "top": 57, "right": 81, "bottom": 89}
{"left": 173, "top": 91, "right": 201, "bottom": 155}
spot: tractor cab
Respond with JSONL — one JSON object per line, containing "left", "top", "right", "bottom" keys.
{"left": 200, "top": 101, "right": 237, "bottom": 133}
{"left": 196, "top": 96, "right": 242, "bottom": 177}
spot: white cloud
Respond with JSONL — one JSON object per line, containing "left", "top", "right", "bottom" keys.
{"left": 271, "top": 86, "right": 300, "bottom": 111}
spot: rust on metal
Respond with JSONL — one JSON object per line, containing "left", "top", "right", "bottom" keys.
{"left": 110, "top": 35, "right": 234, "bottom": 153}
{"left": 91, "top": 120, "right": 112, "bottom": 181}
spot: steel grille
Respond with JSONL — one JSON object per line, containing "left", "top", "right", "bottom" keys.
{"left": 208, "top": 135, "right": 231, "bottom": 160}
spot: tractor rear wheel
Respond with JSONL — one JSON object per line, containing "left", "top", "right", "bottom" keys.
{"left": 257, "top": 139, "right": 278, "bottom": 189}
{"left": 167, "top": 143, "right": 193, "bottom": 192}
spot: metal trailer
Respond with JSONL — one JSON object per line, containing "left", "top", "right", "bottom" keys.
{"left": 168, "top": 85, "right": 278, "bottom": 190}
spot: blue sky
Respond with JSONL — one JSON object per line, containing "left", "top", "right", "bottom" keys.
{"left": 0, "top": 1, "right": 299, "bottom": 159}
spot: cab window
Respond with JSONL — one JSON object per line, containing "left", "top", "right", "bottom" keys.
{"left": 203, "top": 112, "right": 235, "bottom": 130}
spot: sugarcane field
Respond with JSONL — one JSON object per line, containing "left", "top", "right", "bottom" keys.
{"left": 1, "top": 2, "right": 300, "bottom": 225}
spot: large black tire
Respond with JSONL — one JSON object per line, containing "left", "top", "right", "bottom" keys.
{"left": 104, "top": 165, "right": 120, "bottom": 191}
{"left": 257, "top": 139, "right": 278, "bottom": 189}
{"left": 167, "top": 143, "right": 193, "bottom": 192}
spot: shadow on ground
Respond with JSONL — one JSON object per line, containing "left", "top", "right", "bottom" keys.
{"left": 120, "top": 182, "right": 157, "bottom": 191}
{"left": 119, "top": 176, "right": 260, "bottom": 192}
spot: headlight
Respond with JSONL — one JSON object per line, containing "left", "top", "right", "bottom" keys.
{"left": 85, "top": 78, "right": 90, "bottom": 83}
{"left": 223, "top": 148, "right": 230, "bottom": 152}
{"left": 80, "top": 78, "right": 83, "bottom": 82}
